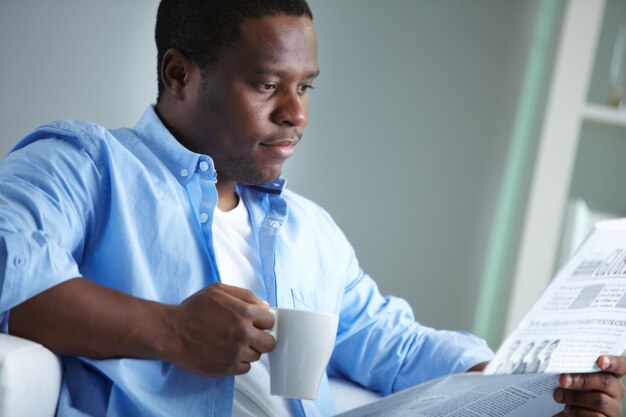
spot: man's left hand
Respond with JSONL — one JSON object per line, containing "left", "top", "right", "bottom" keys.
{"left": 552, "top": 355, "right": 626, "bottom": 417}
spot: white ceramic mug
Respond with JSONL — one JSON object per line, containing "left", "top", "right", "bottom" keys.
{"left": 267, "top": 308, "right": 339, "bottom": 400}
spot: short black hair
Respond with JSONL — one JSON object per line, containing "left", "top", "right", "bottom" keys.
{"left": 155, "top": 0, "right": 313, "bottom": 100}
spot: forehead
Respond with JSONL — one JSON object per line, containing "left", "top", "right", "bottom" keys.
{"left": 217, "top": 14, "right": 318, "bottom": 75}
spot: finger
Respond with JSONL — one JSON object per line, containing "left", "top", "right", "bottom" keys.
{"left": 559, "top": 373, "right": 624, "bottom": 398}
{"left": 554, "top": 388, "right": 620, "bottom": 417}
{"left": 238, "top": 345, "right": 263, "bottom": 364}
{"left": 249, "top": 327, "right": 277, "bottom": 354}
{"left": 218, "top": 283, "right": 267, "bottom": 306}
{"left": 250, "top": 306, "right": 275, "bottom": 330}
{"left": 598, "top": 355, "right": 626, "bottom": 378}
{"left": 222, "top": 344, "right": 263, "bottom": 374}
{"left": 232, "top": 361, "right": 252, "bottom": 376}
{"left": 213, "top": 284, "right": 274, "bottom": 328}
{"left": 225, "top": 298, "right": 274, "bottom": 330}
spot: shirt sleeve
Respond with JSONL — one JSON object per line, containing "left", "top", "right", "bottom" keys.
{"left": 327, "top": 231, "right": 494, "bottom": 396}
{"left": 0, "top": 135, "right": 102, "bottom": 317}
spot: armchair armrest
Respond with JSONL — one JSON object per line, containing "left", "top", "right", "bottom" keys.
{"left": 0, "top": 333, "right": 62, "bottom": 417}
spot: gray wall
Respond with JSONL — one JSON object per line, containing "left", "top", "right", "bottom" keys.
{"left": 0, "top": 0, "right": 159, "bottom": 151}
{"left": 0, "top": 1, "right": 540, "bottom": 340}
{"left": 286, "top": 1, "right": 540, "bottom": 334}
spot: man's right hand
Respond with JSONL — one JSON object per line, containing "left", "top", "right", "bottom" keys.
{"left": 165, "top": 283, "right": 276, "bottom": 376}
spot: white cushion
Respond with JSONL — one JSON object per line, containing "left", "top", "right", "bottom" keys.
{"left": 329, "top": 377, "right": 382, "bottom": 414}
{"left": 0, "top": 333, "right": 62, "bottom": 417}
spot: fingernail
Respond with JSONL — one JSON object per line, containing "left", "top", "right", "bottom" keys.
{"left": 600, "top": 356, "right": 611, "bottom": 370}
{"left": 554, "top": 388, "right": 564, "bottom": 402}
{"left": 563, "top": 375, "right": 573, "bottom": 388}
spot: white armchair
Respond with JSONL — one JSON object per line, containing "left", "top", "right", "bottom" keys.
{"left": 0, "top": 333, "right": 62, "bottom": 417}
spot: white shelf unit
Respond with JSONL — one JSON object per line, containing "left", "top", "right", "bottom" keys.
{"left": 505, "top": 0, "right": 609, "bottom": 333}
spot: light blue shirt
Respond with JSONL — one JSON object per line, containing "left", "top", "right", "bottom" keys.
{"left": 0, "top": 106, "right": 493, "bottom": 417}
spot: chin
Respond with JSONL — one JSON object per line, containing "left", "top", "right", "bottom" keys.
{"left": 237, "top": 171, "right": 282, "bottom": 186}
{"left": 227, "top": 160, "right": 284, "bottom": 186}
{"left": 253, "top": 166, "right": 283, "bottom": 185}
{"left": 250, "top": 175, "right": 282, "bottom": 186}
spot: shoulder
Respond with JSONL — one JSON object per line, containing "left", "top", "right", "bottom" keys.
{"left": 9, "top": 119, "right": 136, "bottom": 169}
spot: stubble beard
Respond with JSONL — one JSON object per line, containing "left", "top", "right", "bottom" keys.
{"left": 217, "top": 154, "right": 282, "bottom": 186}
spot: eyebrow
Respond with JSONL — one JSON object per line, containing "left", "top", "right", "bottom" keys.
{"left": 253, "top": 68, "right": 320, "bottom": 79}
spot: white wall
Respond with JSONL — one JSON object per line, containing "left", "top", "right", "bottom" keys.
{"left": 0, "top": 1, "right": 540, "bottom": 337}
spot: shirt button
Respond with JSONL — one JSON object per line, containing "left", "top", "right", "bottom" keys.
{"left": 180, "top": 168, "right": 189, "bottom": 178}
{"left": 199, "top": 161, "right": 209, "bottom": 171}
{"left": 13, "top": 257, "right": 25, "bottom": 268}
{"left": 199, "top": 212, "right": 209, "bottom": 223}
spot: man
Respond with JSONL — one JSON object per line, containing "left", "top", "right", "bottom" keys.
{"left": 512, "top": 342, "right": 535, "bottom": 374}
{"left": 494, "top": 339, "right": 521, "bottom": 374}
{"left": 525, "top": 340, "right": 549, "bottom": 374}
{"left": 538, "top": 340, "right": 561, "bottom": 374}
{"left": 0, "top": 1, "right": 624, "bottom": 416}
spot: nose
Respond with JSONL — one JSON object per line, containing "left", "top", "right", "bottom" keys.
{"left": 271, "top": 90, "right": 307, "bottom": 127}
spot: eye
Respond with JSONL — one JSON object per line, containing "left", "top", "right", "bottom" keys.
{"left": 298, "top": 84, "right": 315, "bottom": 95}
{"left": 257, "top": 83, "right": 277, "bottom": 92}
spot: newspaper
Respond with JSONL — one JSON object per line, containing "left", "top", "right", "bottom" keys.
{"left": 485, "top": 218, "right": 626, "bottom": 375}
{"left": 335, "top": 373, "right": 562, "bottom": 417}
{"left": 335, "top": 219, "right": 626, "bottom": 417}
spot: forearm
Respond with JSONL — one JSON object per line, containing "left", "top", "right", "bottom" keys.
{"left": 9, "top": 278, "right": 175, "bottom": 361}
{"left": 8, "top": 279, "right": 276, "bottom": 377}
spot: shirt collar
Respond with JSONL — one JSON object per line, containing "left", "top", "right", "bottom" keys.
{"left": 133, "top": 105, "right": 216, "bottom": 185}
{"left": 245, "top": 178, "right": 287, "bottom": 195}
{"left": 134, "top": 105, "right": 287, "bottom": 194}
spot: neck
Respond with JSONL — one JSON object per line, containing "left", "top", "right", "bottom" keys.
{"left": 155, "top": 103, "right": 241, "bottom": 212}
{"left": 216, "top": 177, "right": 239, "bottom": 211}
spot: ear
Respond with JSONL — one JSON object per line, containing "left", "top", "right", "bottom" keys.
{"left": 160, "top": 48, "right": 195, "bottom": 100}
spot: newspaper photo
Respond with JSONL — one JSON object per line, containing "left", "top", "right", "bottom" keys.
{"left": 335, "top": 219, "right": 626, "bottom": 417}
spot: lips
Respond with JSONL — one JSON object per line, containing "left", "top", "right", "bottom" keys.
{"left": 259, "top": 137, "right": 300, "bottom": 159}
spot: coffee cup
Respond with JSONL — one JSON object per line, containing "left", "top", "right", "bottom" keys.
{"left": 267, "top": 307, "right": 338, "bottom": 400}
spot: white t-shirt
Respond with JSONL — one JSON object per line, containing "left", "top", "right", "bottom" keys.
{"left": 212, "top": 198, "right": 291, "bottom": 417}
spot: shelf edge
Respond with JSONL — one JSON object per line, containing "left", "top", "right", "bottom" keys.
{"left": 582, "top": 103, "right": 626, "bottom": 127}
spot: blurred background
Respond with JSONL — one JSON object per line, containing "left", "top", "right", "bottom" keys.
{"left": 1, "top": 0, "right": 626, "bottom": 358}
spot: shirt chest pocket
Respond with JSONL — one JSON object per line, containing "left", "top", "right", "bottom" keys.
{"left": 289, "top": 288, "right": 338, "bottom": 315}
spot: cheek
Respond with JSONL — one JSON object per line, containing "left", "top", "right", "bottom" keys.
{"left": 237, "top": 100, "right": 272, "bottom": 134}
{"left": 302, "top": 96, "right": 310, "bottom": 125}
{"left": 242, "top": 105, "right": 265, "bottom": 125}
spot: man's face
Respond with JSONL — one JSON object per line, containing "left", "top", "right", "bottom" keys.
{"left": 180, "top": 14, "right": 318, "bottom": 185}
